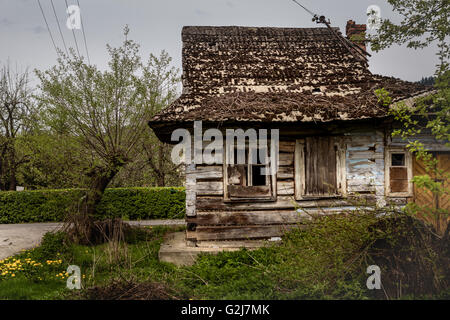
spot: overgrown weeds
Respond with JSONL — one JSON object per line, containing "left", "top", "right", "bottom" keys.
{"left": 2, "top": 211, "right": 448, "bottom": 300}
{"left": 177, "top": 211, "right": 449, "bottom": 300}
{"left": 79, "top": 277, "right": 184, "bottom": 300}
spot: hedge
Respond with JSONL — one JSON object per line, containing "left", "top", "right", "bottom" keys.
{"left": 0, "top": 187, "right": 185, "bottom": 224}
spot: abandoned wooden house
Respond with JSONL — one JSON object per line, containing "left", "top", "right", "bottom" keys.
{"left": 149, "top": 21, "right": 449, "bottom": 246}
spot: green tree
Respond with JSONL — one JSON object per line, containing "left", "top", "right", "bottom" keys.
{"left": 36, "top": 27, "right": 179, "bottom": 229}
{"left": 0, "top": 63, "right": 36, "bottom": 190}
{"left": 370, "top": 0, "right": 449, "bottom": 65}
{"left": 371, "top": 0, "right": 449, "bottom": 242}
{"left": 110, "top": 52, "right": 182, "bottom": 188}
{"left": 141, "top": 51, "right": 182, "bottom": 187}
{"left": 16, "top": 131, "right": 89, "bottom": 189}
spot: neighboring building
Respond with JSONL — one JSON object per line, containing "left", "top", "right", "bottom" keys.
{"left": 149, "top": 22, "right": 449, "bottom": 245}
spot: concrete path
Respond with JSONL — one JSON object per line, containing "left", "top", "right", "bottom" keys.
{"left": 0, "top": 219, "right": 185, "bottom": 260}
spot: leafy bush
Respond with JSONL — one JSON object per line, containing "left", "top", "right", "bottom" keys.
{"left": 179, "top": 212, "right": 380, "bottom": 300}
{"left": 178, "top": 211, "right": 448, "bottom": 300}
{"left": 32, "top": 232, "right": 69, "bottom": 261}
{"left": 0, "top": 187, "right": 185, "bottom": 223}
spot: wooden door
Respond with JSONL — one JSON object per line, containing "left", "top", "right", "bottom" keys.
{"left": 304, "top": 136, "right": 337, "bottom": 196}
{"left": 413, "top": 152, "right": 449, "bottom": 235}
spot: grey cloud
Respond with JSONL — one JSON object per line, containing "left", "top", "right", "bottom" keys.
{"left": 0, "top": 18, "right": 13, "bottom": 27}
{"left": 32, "top": 26, "right": 46, "bottom": 34}
{"left": 195, "top": 9, "right": 208, "bottom": 16}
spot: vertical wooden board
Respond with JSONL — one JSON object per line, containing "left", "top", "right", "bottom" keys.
{"left": 305, "top": 137, "right": 315, "bottom": 195}
{"left": 294, "top": 139, "right": 305, "bottom": 200}
{"left": 305, "top": 137, "right": 337, "bottom": 195}
{"left": 437, "top": 153, "right": 450, "bottom": 234}
{"left": 336, "top": 137, "right": 347, "bottom": 195}
{"left": 185, "top": 164, "right": 196, "bottom": 217}
{"left": 327, "top": 137, "right": 337, "bottom": 193}
{"left": 413, "top": 156, "right": 437, "bottom": 230}
{"left": 223, "top": 151, "right": 229, "bottom": 200}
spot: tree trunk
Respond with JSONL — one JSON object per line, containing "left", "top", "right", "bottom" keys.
{"left": 156, "top": 143, "right": 165, "bottom": 187}
{"left": 156, "top": 174, "right": 165, "bottom": 187}
{"left": 84, "top": 167, "right": 119, "bottom": 217}
{"left": 8, "top": 149, "right": 17, "bottom": 191}
{"left": 8, "top": 170, "right": 16, "bottom": 191}
{"left": 67, "top": 165, "right": 121, "bottom": 245}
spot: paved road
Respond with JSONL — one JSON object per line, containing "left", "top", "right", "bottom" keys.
{"left": 0, "top": 220, "right": 185, "bottom": 260}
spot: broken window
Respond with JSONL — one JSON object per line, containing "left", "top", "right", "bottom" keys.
{"left": 295, "top": 136, "right": 346, "bottom": 199}
{"left": 225, "top": 143, "right": 274, "bottom": 200}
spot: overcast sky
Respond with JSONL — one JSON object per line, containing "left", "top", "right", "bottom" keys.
{"left": 0, "top": 0, "right": 440, "bottom": 83}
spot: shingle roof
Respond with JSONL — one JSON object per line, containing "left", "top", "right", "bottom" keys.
{"left": 150, "top": 26, "right": 431, "bottom": 125}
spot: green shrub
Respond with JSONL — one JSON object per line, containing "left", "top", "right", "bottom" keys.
{"left": 0, "top": 187, "right": 185, "bottom": 224}
{"left": 179, "top": 212, "right": 380, "bottom": 300}
{"left": 32, "top": 232, "right": 69, "bottom": 261}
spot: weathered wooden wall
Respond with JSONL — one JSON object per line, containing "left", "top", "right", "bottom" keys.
{"left": 344, "top": 129, "right": 385, "bottom": 206}
{"left": 185, "top": 123, "right": 448, "bottom": 243}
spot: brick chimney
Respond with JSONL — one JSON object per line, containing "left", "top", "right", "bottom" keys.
{"left": 346, "top": 20, "right": 367, "bottom": 52}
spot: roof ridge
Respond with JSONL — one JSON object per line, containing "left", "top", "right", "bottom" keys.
{"left": 182, "top": 25, "right": 340, "bottom": 36}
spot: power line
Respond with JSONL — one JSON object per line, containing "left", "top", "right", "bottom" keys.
{"left": 291, "top": 0, "right": 316, "bottom": 17}
{"left": 77, "top": 0, "right": 91, "bottom": 65}
{"left": 37, "top": 0, "right": 59, "bottom": 56}
{"left": 291, "top": 0, "right": 370, "bottom": 63}
{"left": 64, "top": 0, "right": 81, "bottom": 59}
{"left": 50, "top": 0, "right": 69, "bottom": 56}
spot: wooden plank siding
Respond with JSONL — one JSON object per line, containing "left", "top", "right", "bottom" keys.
{"left": 186, "top": 130, "right": 388, "bottom": 242}
{"left": 185, "top": 126, "right": 449, "bottom": 242}
{"left": 187, "top": 210, "right": 312, "bottom": 225}
{"left": 345, "top": 130, "right": 385, "bottom": 206}
{"left": 190, "top": 225, "right": 305, "bottom": 241}
{"left": 276, "top": 141, "right": 295, "bottom": 197}
{"left": 196, "top": 196, "right": 368, "bottom": 211}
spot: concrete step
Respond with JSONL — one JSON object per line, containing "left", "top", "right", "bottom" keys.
{"left": 158, "top": 232, "right": 273, "bottom": 266}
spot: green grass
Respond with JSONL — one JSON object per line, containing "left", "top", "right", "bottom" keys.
{"left": 0, "top": 226, "right": 183, "bottom": 299}
{"left": 0, "top": 278, "right": 66, "bottom": 300}
{"left": 0, "top": 213, "right": 447, "bottom": 300}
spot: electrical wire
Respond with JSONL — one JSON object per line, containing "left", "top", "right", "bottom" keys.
{"left": 291, "top": 0, "right": 316, "bottom": 17}
{"left": 77, "top": 0, "right": 91, "bottom": 64}
{"left": 50, "top": 0, "right": 69, "bottom": 56}
{"left": 37, "top": 0, "right": 59, "bottom": 56}
{"left": 290, "top": 0, "right": 369, "bottom": 62}
{"left": 64, "top": 0, "right": 81, "bottom": 59}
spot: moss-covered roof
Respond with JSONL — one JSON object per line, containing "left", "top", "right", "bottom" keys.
{"left": 150, "top": 26, "right": 431, "bottom": 125}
